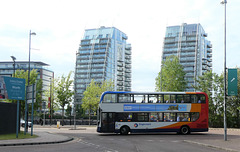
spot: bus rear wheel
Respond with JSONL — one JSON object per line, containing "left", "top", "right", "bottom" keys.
{"left": 120, "top": 126, "right": 129, "bottom": 135}
{"left": 180, "top": 126, "right": 190, "bottom": 135}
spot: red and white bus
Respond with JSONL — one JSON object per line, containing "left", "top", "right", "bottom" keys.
{"left": 97, "top": 91, "right": 208, "bottom": 135}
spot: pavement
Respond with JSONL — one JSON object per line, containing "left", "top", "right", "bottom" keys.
{"left": 185, "top": 128, "right": 240, "bottom": 152}
{"left": 0, "top": 126, "right": 240, "bottom": 152}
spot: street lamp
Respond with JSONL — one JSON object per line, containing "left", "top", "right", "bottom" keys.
{"left": 24, "top": 30, "right": 36, "bottom": 134}
{"left": 28, "top": 30, "right": 36, "bottom": 86}
{"left": 221, "top": 0, "right": 227, "bottom": 141}
{"left": 10, "top": 56, "right": 16, "bottom": 77}
{"left": 49, "top": 77, "right": 52, "bottom": 126}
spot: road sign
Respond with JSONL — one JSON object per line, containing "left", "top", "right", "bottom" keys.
{"left": 27, "top": 92, "right": 36, "bottom": 100}
{"left": 228, "top": 69, "right": 238, "bottom": 96}
{"left": 27, "top": 85, "right": 36, "bottom": 100}
{"left": 27, "top": 99, "right": 36, "bottom": 104}
{"left": 0, "top": 76, "right": 25, "bottom": 100}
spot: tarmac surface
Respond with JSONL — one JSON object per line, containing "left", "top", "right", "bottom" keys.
{"left": 0, "top": 126, "right": 239, "bottom": 152}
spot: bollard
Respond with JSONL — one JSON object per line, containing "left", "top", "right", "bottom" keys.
{"left": 57, "top": 121, "right": 60, "bottom": 129}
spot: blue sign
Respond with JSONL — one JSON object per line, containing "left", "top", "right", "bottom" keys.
{"left": 124, "top": 104, "right": 140, "bottom": 111}
{"left": 3, "top": 77, "right": 25, "bottom": 100}
{"left": 123, "top": 104, "right": 187, "bottom": 112}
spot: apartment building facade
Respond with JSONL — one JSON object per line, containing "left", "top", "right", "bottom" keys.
{"left": 74, "top": 26, "right": 132, "bottom": 103}
{"left": 162, "top": 23, "right": 212, "bottom": 91}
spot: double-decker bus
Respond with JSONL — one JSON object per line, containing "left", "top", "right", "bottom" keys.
{"left": 97, "top": 91, "right": 208, "bottom": 135}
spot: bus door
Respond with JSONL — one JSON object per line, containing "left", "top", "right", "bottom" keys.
{"left": 101, "top": 113, "right": 115, "bottom": 132}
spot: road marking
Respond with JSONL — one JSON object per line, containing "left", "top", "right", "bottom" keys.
{"left": 77, "top": 139, "right": 118, "bottom": 152}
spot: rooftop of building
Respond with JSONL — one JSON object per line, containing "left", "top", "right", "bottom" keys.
{"left": 84, "top": 26, "right": 127, "bottom": 36}
{"left": 0, "top": 61, "right": 49, "bottom": 66}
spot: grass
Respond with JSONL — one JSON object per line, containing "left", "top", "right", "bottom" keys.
{"left": 0, "top": 131, "right": 38, "bottom": 140}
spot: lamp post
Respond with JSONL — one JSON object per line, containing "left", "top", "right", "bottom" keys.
{"left": 73, "top": 51, "right": 79, "bottom": 130}
{"left": 24, "top": 30, "right": 36, "bottom": 134}
{"left": 28, "top": 30, "right": 36, "bottom": 86}
{"left": 221, "top": 0, "right": 227, "bottom": 141}
{"left": 10, "top": 56, "right": 16, "bottom": 77}
{"left": 50, "top": 77, "right": 52, "bottom": 126}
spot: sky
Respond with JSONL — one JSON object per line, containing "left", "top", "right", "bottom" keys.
{"left": 0, "top": 0, "right": 239, "bottom": 92}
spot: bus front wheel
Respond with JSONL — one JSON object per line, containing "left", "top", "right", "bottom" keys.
{"left": 180, "top": 126, "right": 190, "bottom": 135}
{"left": 120, "top": 126, "right": 129, "bottom": 135}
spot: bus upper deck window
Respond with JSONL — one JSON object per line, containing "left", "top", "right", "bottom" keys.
{"left": 103, "top": 94, "right": 117, "bottom": 103}
{"left": 177, "top": 95, "right": 184, "bottom": 103}
{"left": 164, "top": 95, "right": 170, "bottom": 103}
{"left": 148, "top": 95, "right": 157, "bottom": 103}
{"left": 199, "top": 94, "right": 206, "bottom": 103}
{"left": 184, "top": 95, "right": 191, "bottom": 103}
{"left": 134, "top": 95, "right": 146, "bottom": 103}
{"left": 118, "top": 94, "right": 133, "bottom": 103}
{"left": 191, "top": 95, "right": 198, "bottom": 103}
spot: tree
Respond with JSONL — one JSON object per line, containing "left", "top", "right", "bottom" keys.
{"left": 100, "top": 79, "right": 115, "bottom": 94}
{"left": 227, "top": 67, "right": 240, "bottom": 128}
{"left": 155, "top": 55, "right": 187, "bottom": 92}
{"left": 44, "top": 78, "right": 59, "bottom": 119}
{"left": 82, "top": 80, "right": 100, "bottom": 125}
{"left": 194, "top": 70, "right": 224, "bottom": 127}
{"left": 195, "top": 68, "right": 240, "bottom": 128}
{"left": 82, "top": 79, "right": 114, "bottom": 125}
{"left": 14, "top": 69, "right": 42, "bottom": 118}
{"left": 55, "top": 71, "right": 74, "bottom": 126}
{"left": 65, "top": 104, "right": 72, "bottom": 125}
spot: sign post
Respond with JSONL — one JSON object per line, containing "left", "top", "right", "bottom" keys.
{"left": 26, "top": 84, "right": 36, "bottom": 136}
{"left": 1, "top": 77, "right": 25, "bottom": 138}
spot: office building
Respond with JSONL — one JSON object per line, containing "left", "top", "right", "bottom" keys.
{"left": 75, "top": 26, "right": 132, "bottom": 103}
{"left": 0, "top": 61, "right": 54, "bottom": 102}
{"left": 162, "top": 23, "right": 212, "bottom": 91}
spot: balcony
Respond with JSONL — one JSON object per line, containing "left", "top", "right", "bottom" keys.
{"left": 117, "top": 87, "right": 123, "bottom": 91}
{"left": 207, "top": 63, "right": 212, "bottom": 67}
{"left": 117, "top": 72, "right": 123, "bottom": 76}
{"left": 117, "top": 76, "right": 123, "bottom": 81}
{"left": 125, "top": 84, "right": 131, "bottom": 87}
{"left": 122, "top": 35, "right": 128, "bottom": 40}
{"left": 125, "top": 60, "right": 131, "bottom": 64}
{"left": 125, "top": 69, "right": 131, "bottom": 73}
{"left": 125, "top": 78, "right": 131, "bottom": 82}
{"left": 117, "top": 82, "right": 123, "bottom": 86}
{"left": 125, "top": 73, "right": 131, "bottom": 78}
{"left": 117, "top": 62, "right": 123, "bottom": 67}
{"left": 207, "top": 53, "right": 212, "bottom": 58}
{"left": 186, "top": 37, "right": 196, "bottom": 42}
{"left": 125, "top": 64, "right": 131, "bottom": 69}
{"left": 125, "top": 50, "right": 131, "bottom": 55}
{"left": 202, "top": 65, "right": 207, "bottom": 70}
{"left": 125, "top": 44, "right": 131, "bottom": 50}
{"left": 203, "top": 33, "right": 208, "bottom": 37}
{"left": 164, "top": 38, "right": 175, "bottom": 44}
{"left": 207, "top": 58, "right": 212, "bottom": 62}
{"left": 125, "top": 55, "right": 131, "bottom": 59}
{"left": 124, "top": 87, "right": 131, "bottom": 91}
{"left": 207, "top": 48, "right": 212, "bottom": 53}
{"left": 207, "top": 44, "right": 212, "bottom": 48}
{"left": 117, "top": 67, "right": 123, "bottom": 72}
{"left": 202, "top": 60, "right": 207, "bottom": 65}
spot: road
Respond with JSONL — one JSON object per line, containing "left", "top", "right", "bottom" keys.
{"left": 0, "top": 130, "right": 230, "bottom": 152}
